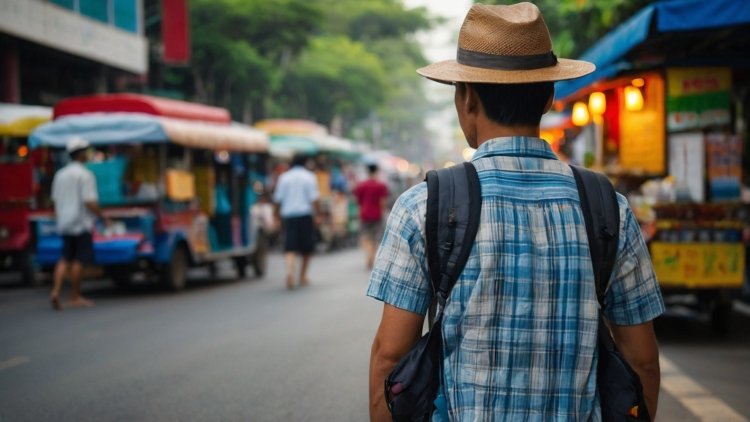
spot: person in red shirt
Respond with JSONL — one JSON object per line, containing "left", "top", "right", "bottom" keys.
{"left": 354, "top": 164, "right": 389, "bottom": 270}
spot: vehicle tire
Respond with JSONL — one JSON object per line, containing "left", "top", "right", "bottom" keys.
{"left": 233, "top": 257, "right": 247, "bottom": 279}
{"left": 106, "top": 265, "right": 133, "bottom": 290}
{"left": 252, "top": 231, "right": 268, "bottom": 278}
{"left": 19, "top": 249, "right": 38, "bottom": 287}
{"left": 161, "top": 244, "right": 188, "bottom": 291}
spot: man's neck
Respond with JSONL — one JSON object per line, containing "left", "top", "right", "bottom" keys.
{"left": 475, "top": 124, "right": 540, "bottom": 148}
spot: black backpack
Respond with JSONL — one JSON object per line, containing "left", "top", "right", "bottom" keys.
{"left": 570, "top": 165, "right": 650, "bottom": 421}
{"left": 384, "top": 162, "right": 482, "bottom": 421}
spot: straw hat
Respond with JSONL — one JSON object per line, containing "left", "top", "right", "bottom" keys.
{"left": 417, "top": 2, "right": 595, "bottom": 84}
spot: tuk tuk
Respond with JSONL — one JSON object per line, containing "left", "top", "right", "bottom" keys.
{"left": 28, "top": 94, "right": 270, "bottom": 290}
{"left": 0, "top": 103, "right": 52, "bottom": 285}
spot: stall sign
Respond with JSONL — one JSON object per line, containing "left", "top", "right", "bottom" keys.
{"left": 650, "top": 242, "right": 745, "bottom": 288}
{"left": 706, "top": 133, "right": 743, "bottom": 201}
{"left": 668, "top": 132, "right": 705, "bottom": 202}
{"left": 666, "top": 68, "right": 731, "bottom": 132}
{"left": 619, "top": 75, "right": 665, "bottom": 174}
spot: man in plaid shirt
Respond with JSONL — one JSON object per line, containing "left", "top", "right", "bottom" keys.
{"left": 367, "top": 3, "right": 664, "bottom": 421}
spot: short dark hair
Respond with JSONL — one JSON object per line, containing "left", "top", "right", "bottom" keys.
{"left": 367, "top": 164, "right": 378, "bottom": 174}
{"left": 69, "top": 149, "right": 87, "bottom": 161}
{"left": 291, "top": 154, "right": 308, "bottom": 168}
{"left": 468, "top": 82, "right": 554, "bottom": 126}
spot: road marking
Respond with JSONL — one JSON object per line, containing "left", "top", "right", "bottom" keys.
{"left": 661, "top": 356, "right": 747, "bottom": 422}
{"left": 0, "top": 356, "right": 30, "bottom": 371}
{"left": 734, "top": 301, "right": 750, "bottom": 318}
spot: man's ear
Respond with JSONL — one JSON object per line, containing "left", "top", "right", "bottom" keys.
{"left": 464, "top": 83, "right": 480, "bottom": 116}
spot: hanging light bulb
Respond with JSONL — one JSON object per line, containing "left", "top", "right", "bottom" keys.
{"left": 572, "top": 101, "right": 590, "bottom": 126}
{"left": 624, "top": 86, "right": 644, "bottom": 111}
{"left": 588, "top": 92, "right": 606, "bottom": 115}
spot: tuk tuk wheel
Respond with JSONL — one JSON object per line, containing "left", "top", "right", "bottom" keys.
{"left": 162, "top": 245, "right": 188, "bottom": 291}
{"left": 19, "top": 249, "right": 38, "bottom": 287}
{"left": 252, "top": 232, "right": 268, "bottom": 277}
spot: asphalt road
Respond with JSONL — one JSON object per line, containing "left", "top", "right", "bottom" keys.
{"left": 0, "top": 248, "right": 748, "bottom": 421}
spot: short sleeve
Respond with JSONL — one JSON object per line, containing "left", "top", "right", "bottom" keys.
{"left": 81, "top": 171, "right": 98, "bottom": 203}
{"left": 603, "top": 195, "right": 665, "bottom": 325}
{"left": 366, "top": 184, "right": 431, "bottom": 315}
{"left": 273, "top": 177, "right": 285, "bottom": 204}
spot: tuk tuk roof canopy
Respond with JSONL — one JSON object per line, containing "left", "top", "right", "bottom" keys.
{"left": 29, "top": 113, "right": 269, "bottom": 153}
{"left": 555, "top": 0, "right": 750, "bottom": 101}
{"left": 269, "top": 135, "right": 320, "bottom": 158}
{"left": 0, "top": 103, "right": 52, "bottom": 136}
{"left": 255, "top": 119, "right": 328, "bottom": 136}
{"left": 268, "top": 134, "right": 360, "bottom": 159}
{"left": 53, "top": 94, "right": 232, "bottom": 124}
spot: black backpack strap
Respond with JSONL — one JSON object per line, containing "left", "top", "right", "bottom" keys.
{"left": 569, "top": 165, "right": 620, "bottom": 302}
{"left": 425, "top": 162, "right": 482, "bottom": 322}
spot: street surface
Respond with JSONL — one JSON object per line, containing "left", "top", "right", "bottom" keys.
{"left": 1, "top": 248, "right": 749, "bottom": 421}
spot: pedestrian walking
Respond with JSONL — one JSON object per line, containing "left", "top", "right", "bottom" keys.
{"left": 367, "top": 3, "right": 664, "bottom": 421}
{"left": 273, "top": 154, "right": 320, "bottom": 289}
{"left": 353, "top": 164, "right": 389, "bottom": 270}
{"left": 49, "top": 137, "right": 107, "bottom": 310}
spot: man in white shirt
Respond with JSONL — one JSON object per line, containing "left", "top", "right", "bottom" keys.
{"left": 50, "top": 137, "right": 105, "bottom": 310}
{"left": 273, "top": 155, "right": 320, "bottom": 289}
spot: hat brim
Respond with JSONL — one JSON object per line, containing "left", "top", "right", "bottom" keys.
{"left": 417, "top": 58, "right": 595, "bottom": 85}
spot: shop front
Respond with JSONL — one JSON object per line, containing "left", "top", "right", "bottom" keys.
{"left": 553, "top": 0, "right": 750, "bottom": 332}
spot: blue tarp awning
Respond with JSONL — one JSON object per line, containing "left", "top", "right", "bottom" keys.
{"left": 555, "top": 0, "right": 750, "bottom": 100}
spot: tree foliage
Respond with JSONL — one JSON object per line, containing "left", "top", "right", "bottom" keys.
{"left": 156, "top": 0, "right": 434, "bottom": 152}
{"left": 281, "top": 36, "right": 388, "bottom": 125}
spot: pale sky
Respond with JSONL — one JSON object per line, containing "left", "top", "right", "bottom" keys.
{"left": 403, "top": 0, "right": 472, "bottom": 163}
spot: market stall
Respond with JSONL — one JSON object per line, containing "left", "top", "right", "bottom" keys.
{"left": 553, "top": 0, "right": 750, "bottom": 331}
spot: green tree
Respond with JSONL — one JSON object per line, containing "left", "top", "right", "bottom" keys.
{"left": 162, "top": 0, "right": 323, "bottom": 120}
{"left": 280, "top": 36, "right": 388, "bottom": 127}
{"left": 292, "top": 0, "right": 433, "bottom": 150}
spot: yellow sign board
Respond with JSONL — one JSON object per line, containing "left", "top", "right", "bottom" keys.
{"left": 650, "top": 242, "right": 745, "bottom": 288}
{"left": 667, "top": 67, "right": 732, "bottom": 98}
{"left": 619, "top": 74, "right": 665, "bottom": 174}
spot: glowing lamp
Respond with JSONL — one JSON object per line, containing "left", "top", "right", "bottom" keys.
{"left": 624, "top": 86, "right": 644, "bottom": 111}
{"left": 572, "top": 101, "right": 590, "bottom": 126}
{"left": 17, "top": 145, "right": 29, "bottom": 158}
{"left": 588, "top": 92, "right": 606, "bottom": 115}
{"left": 631, "top": 78, "right": 645, "bottom": 88}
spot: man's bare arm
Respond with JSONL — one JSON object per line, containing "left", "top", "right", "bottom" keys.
{"left": 609, "top": 320, "right": 660, "bottom": 421}
{"left": 369, "top": 304, "right": 424, "bottom": 422}
{"left": 84, "top": 201, "right": 105, "bottom": 221}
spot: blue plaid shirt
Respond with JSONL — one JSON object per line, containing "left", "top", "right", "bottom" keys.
{"left": 367, "top": 137, "right": 664, "bottom": 421}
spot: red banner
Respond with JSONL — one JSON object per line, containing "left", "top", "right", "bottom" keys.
{"left": 162, "top": 0, "right": 191, "bottom": 64}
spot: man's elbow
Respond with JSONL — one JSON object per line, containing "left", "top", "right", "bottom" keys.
{"left": 371, "top": 336, "right": 402, "bottom": 374}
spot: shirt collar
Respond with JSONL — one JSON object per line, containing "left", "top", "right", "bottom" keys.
{"left": 471, "top": 136, "right": 559, "bottom": 161}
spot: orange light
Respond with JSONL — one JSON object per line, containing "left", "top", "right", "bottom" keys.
{"left": 588, "top": 92, "right": 606, "bottom": 115}
{"left": 624, "top": 86, "right": 644, "bottom": 111}
{"left": 572, "top": 101, "right": 590, "bottom": 126}
{"left": 631, "top": 78, "right": 645, "bottom": 88}
{"left": 17, "top": 145, "right": 29, "bottom": 158}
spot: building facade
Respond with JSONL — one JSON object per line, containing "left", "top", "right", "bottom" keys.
{"left": 0, "top": 0, "right": 148, "bottom": 105}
